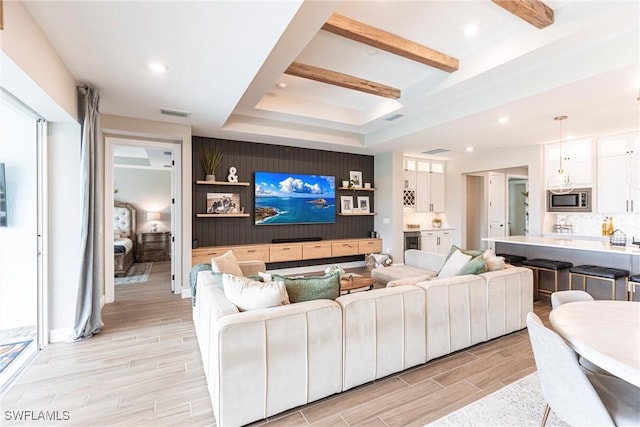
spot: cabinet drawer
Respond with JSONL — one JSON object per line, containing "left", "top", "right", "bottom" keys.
{"left": 358, "top": 239, "right": 382, "bottom": 254}
{"left": 192, "top": 248, "right": 232, "bottom": 265}
{"left": 332, "top": 241, "right": 358, "bottom": 257}
{"left": 233, "top": 246, "right": 269, "bottom": 262}
{"left": 302, "top": 242, "right": 332, "bottom": 260}
{"left": 270, "top": 245, "right": 302, "bottom": 262}
{"left": 439, "top": 230, "right": 453, "bottom": 236}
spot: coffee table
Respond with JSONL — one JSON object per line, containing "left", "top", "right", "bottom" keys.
{"left": 340, "top": 275, "right": 375, "bottom": 293}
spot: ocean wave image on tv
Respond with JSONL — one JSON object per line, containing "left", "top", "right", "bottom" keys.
{"left": 255, "top": 172, "right": 335, "bottom": 225}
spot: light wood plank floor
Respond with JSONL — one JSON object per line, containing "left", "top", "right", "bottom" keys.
{"left": 1, "top": 262, "right": 551, "bottom": 426}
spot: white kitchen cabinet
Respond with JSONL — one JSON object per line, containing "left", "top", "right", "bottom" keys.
{"left": 421, "top": 229, "right": 454, "bottom": 254}
{"left": 405, "top": 157, "right": 445, "bottom": 212}
{"left": 545, "top": 138, "right": 593, "bottom": 188}
{"left": 597, "top": 133, "right": 640, "bottom": 213}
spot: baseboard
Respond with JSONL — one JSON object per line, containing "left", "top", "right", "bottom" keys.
{"left": 48, "top": 328, "right": 73, "bottom": 343}
{"left": 181, "top": 287, "right": 191, "bottom": 299}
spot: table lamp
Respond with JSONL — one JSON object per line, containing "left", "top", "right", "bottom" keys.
{"left": 147, "top": 211, "right": 161, "bottom": 232}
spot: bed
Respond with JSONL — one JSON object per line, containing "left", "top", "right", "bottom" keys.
{"left": 114, "top": 201, "right": 137, "bottom": 277}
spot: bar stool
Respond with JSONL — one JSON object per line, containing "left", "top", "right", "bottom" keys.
{"left": 568, "top": 265, "right": 629, "bottom": 300}
{"left": 496, "top": 254, "right": 526, "bottom": 266}
{"left": 521, "top": 259, "right": 573, "bottom": 300}
{"left": 628, "top": 273, "right": 640, "bottom": 301}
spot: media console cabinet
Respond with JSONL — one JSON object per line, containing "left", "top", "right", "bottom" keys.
{"left": 192, "top": 238, "right": 382, "bottom": 265}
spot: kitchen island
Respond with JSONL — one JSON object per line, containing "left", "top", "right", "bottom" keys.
{"left": 484, "top": 236, "right": 640, "bottom": 301}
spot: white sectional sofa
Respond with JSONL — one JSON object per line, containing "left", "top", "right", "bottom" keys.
{"left": 193, "top": 251, "right": 533, "bottom": 426}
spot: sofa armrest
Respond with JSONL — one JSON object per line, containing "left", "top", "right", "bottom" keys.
{"left": 239, "top": 260, "right": 266, "bottom": 277}
{"left": 404, "top": 249, "right": 447, "bottom": 272}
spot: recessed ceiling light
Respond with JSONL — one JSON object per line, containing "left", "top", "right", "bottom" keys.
{"left": 498, "top": 116, "right": 509, "bottom": 124}
{"left": 276, "top": 82, "right": 287, "bottom": 89}
{"left": 148, "top": 62, "right": 169, "bottom": 73}
{"left": 464, "top": 24, "right": 480, "bottom": 37}
{"left": 465, "top": 146, "right": 474, "bottom": 152}
{"left": 367, "top": 48, "right": 379, "bottom": 56}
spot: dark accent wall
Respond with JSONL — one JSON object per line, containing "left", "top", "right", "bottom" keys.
{"left": 192, "top": 137, "right": 375, "bottom": 249}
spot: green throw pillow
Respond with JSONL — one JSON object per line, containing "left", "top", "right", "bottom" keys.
{"left": 271, "top": 272, "right": 340, "bottom": 303}
{"left": 458, "top": 254, "right": 487, "bottom": 275}
{"left": 438, "top": 245, "right": 484, "bottom": 276}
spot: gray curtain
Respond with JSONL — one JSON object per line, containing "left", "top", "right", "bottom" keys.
{"left": 72, "top": 86, "right": 103, "bottom": 340}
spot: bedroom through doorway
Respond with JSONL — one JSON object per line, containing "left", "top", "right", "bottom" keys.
{"left": 106, "top": 137, "right": 181, "bottom": 302}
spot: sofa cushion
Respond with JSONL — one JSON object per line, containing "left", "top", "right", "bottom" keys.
{"left": 386, "top": 275, "right": 431, "bottom": 287}
{"left": 458, "top": 254, "right": 488, "bottom": 275}
{"left": 211, "top": 250, "right": 244, "bottom": 276}
{"left": 271, "top": 272, "right": 340, "bottom": 303}
{"left": 437, "top": 249, "right": 472, "bottom": 278}
{"left": 222, "top": 274, "right": 290, "bottom": 311}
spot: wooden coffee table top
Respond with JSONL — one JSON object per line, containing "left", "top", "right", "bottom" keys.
{"left": 340, "top": 275, "right": 375, "bottom": 293}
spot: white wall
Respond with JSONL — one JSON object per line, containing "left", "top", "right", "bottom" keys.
{"left": 374, "top": 152, "right": 404, "bottom": 263}
{"left": 446, "top": 144, "right": 544, "bottom": 246}
{"left": 48, "top": 123, "right": 82, "bottom": 339}
{"left": 114, "top": 167, "right": 172, "bottom": 233}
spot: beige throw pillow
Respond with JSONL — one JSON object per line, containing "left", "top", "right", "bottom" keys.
{"left": 211, "top": 250, "right": 243, "bottom": 277}
{"left": 486, "top": 256, "right": 506, "bottom": 271}
{"left": 222, "top": 274, "right": 290, "bottom": 311}
{"left": 437, "top": 249, "right": 472, "bottom": 278}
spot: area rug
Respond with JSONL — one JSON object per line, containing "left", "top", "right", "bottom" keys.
{"left": 115, "top": 262, "right": 152, "bottom": 285}
{"left": 426, "top": 373, "right": 569, "bottom": 427}
{"left": 0, "top": 340, "right": 33, "bottom": 374}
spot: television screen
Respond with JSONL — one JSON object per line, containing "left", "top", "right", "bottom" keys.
{"left": 255, "top": 172, "right": 335, "bottom": 225}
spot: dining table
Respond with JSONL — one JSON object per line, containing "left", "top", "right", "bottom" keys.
{"left": 549, "top": 300, "right": 640, "bottom": 388}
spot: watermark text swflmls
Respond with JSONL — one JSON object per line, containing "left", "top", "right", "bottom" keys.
{"left": 4, "top": 410, "right": 70, "bottom": 422}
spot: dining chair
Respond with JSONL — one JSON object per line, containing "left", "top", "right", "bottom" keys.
{"left": 551, "top": 290, "right": 594, "bottom": 309}
{"left": 527, "top": 312, "right": 640, "bottom": 426}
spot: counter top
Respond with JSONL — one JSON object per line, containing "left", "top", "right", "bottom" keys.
{"left": 404, "top": 227, "right": 453, "bottom": 232}
{"left": 484, "top": 235, "right": 640, "bottom": 256}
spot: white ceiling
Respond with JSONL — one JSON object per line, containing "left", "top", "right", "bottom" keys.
{"left": 24, "top": 0, "right": 640, "bottom": 159}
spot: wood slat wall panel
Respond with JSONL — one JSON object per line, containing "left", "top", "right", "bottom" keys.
{"left": 192, "top": 137, "right": 375, "bottom": 248}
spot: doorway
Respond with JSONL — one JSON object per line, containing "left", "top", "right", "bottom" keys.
{"left": 0, "top": 91, "right": 46, "bottom": 390}
{"left": 508, "top": 176, "right": 529, "bottom": 236}
{"left": 105, "top": 137, "right": 182, "bottom": 303}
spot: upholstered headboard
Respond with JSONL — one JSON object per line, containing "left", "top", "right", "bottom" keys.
{"left": 114, "top": 201, "right": 137, "bottom": 238}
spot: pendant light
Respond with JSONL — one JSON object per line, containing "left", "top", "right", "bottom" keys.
{"left": 547, "top": 115, "right": 574, "bottom": 195}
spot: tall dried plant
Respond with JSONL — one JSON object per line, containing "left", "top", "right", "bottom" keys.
{"left": 201, "top": 146, "right": 222, "bottom": 176}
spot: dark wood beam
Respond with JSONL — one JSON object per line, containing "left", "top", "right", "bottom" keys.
{"left": 491, "top": 0, "right": 554, "bottom": 29}
{"left": 322, "top": 13, "right": 458, "bottom": 73}
{"left": 284, "top": 62, "right": 401, "bottom": 99}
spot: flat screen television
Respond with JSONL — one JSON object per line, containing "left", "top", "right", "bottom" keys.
{"left": 254, "top": 172, "right": 335, "bottom": 225}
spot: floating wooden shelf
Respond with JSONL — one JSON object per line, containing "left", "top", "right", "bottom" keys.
{"left": 338, "top": 212, "right": 376, "bottom": 216}
{"left": 196, "top": 180, "right": 250, "bottom": 186}
{"left": 338, "top": 187, "right": 375, "bottom": 191}
{"left": 196, "top": 213, "right": 250, "bottom": 218}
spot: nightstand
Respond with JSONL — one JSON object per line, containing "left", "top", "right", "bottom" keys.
{"left": 136, "top": 232, "right": 171, "bottom": 262}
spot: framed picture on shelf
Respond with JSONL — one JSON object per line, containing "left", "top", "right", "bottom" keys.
{"left": 340, "top": 195, "right": 353, "bottom": 214}
{"left": 207, "top": 193, "right": 240, "bottom": 214}
{"left": 349, "top": 170, "right": 362, "bottom": 188}
{"left": 357, "top": 196, "right": 370, "bottom": 213}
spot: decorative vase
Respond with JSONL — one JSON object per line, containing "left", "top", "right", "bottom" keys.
{"left": 342, "top": 180, "right": 349, "bottom": 188}
{"left": 205, "top": 174, "right": 216, "bottom": 182}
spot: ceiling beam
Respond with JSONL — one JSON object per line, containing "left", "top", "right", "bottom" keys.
{"left": 491, "top": 0, "right": 554, "bottom": 29}
{"left": 321, "top": 13, "right": 458, "bottom": 73}
{"left": 284, "top": 62, "right": 401, "bottom": 99}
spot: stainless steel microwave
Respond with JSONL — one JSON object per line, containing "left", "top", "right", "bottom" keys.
{"left": 547, "top": 188, "right": 592, "bottom": 212}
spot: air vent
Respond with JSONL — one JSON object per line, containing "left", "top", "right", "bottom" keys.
{"left": 422, "top": 148, "right": 451, "bottom": 155}
{"left": 384, "top": 113, "right": 404, "bottom": 122}
{"left": 160, "top": 108, "right": 191, "bottom": 118}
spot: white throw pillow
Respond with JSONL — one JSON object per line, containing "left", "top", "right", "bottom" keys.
{"left": 482, "top": 248, "right": 496, "bottom": 261}
{"left": 211, "top": 250, "right": 243, "bottom": 277}
{"left": 437, "top": 249, "right": 472, "bottom": 278}
{"left": 222, "top": 274, "right": 290, "bottom": 311}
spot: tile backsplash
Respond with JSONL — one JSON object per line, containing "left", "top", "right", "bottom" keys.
{"left": 546, "top": 212, "right": 640, "bottom": 242}
{"left": 403, "top": 208, "right": 451, "bottom": 229}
